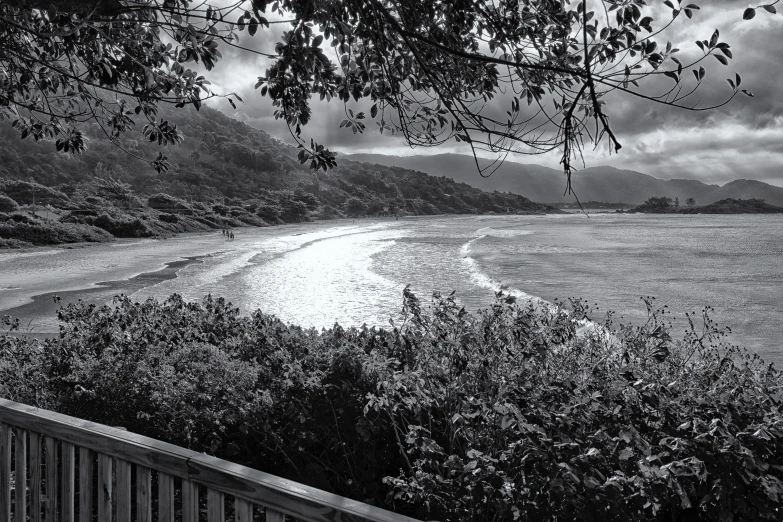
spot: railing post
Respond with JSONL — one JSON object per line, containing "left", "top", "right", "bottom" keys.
{"left": 0, "top": 423, "right": 10, "bottom": 522}
{"left": 97, "top": 454, "right": 112, "bottom": 521}
{"left": 61, "top": 442, "right": 74, "bottom": 522}
{"left": 182, "top": 480, "right": 198, "bottom": 522}
{"left": 207, "top": 488, "right": 224, "bottom": 522}
{"left": 116, "top": 460, "right": 131, "bottom": 522}
{"left": 78, "top": 448, "right": 92, "bottom": 522}
{"left": 235, "top": 498, "right": 253, "bottom": 522}
{"left": 30, "top": 432, "right": 42, "bottom": 522}
{"left": 158, "top": 472, "right": 174, "bottom": 522}
{"left": 136, "top": 466, "right": 151, "bottom": 522}
{"left": 44, "top": 436, "right": 57, "bottom": 522}
{"left": 266, "top": 508, "right": 285, "bottom": 522}
{"left": 15, "top": 428, "right": 27, "bottom": 522}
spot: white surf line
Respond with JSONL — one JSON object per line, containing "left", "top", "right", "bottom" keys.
{"left": 460, "top": 235, "right": 537, "bottom": 301}
{"left": 460, "top": 233, "right": 613, "bottom": 344}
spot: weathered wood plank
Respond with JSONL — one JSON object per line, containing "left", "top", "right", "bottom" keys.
{"left": 187, "top": 454, "right": 420, "bottom": 522}
{"left": 136, "top": 466, "right": 152, "bottom": 522}
{"left": 0, "top": 400, "right": 193, "bottom": 479}
{"left": 97, "top": 453, "right": 112, "bottom": 522}
{"left": 116, "top": 459, "right": 131, "bottom": 522}
{"left": 30, "top": 432, "right": 42, "bottom": 522}
{"left": 44, "top": 436, "right": 56, "bottom": 522}
{"left": 207, "top": 488, "right": 224, "bottom": 522}
{"left": 78, "top": 448, "right": 92, "bottom": 522}
{"left": 0, "top": 424, "right": 9, "bottom": 522}
{"left": 235, "top": 498, "right": 253, "bottom": 522}
{"left": 266, "top": 508, "right": 286, "bottom": 522}
{"left": 0, "top": 399, "right": 421, "bottom": 522}
{"left": 61, "top": 441, "right": 75, "bottom": 522}
{"left": 182, "top": 479, "right": 199, "bottom": 522}
{"left": 14, "top": 427, "right": 26, "bottom": 522}
{"left": 157, "top": 472, "right": 174, "bottom": 522}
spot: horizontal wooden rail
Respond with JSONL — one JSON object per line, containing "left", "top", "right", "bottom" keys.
{"left": 0, "top": 399, "right": 421, "bottom": 522}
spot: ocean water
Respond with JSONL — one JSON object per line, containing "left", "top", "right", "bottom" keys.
{"left": 3, "top": 214, "right": 782, "bottom": 363}
{"left": 130, "top": 213, "right": 783, "bottom": 363}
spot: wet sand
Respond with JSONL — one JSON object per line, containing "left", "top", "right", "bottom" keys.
{"left": 3, "top": 255, "right": 207, "bottom": 333}
{"left": 0, "top": 219, "right": 385, "bottom": 333}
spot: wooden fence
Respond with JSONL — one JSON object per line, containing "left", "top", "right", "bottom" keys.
{"left": 0, "top": 399, "right": 422, "bottom": 522}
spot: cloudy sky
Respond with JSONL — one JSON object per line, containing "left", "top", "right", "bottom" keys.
{"left": 203, "top": 1, "right": 783, "bottom": 186}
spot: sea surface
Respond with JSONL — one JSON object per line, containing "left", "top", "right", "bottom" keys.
{"left": 1, "top": 214, "right": 781, "bottom": 363}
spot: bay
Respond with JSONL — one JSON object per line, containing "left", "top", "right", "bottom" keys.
{"left": 1, "top": 213, "right": 781, "bottom": 364}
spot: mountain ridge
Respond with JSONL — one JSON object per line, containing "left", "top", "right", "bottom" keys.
{"left": 345, "top": 153, "right": 783, "bottom": 207}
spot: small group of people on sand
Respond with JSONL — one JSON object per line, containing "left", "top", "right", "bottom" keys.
{"left": 222, "top": 229, "right": 235, "bottom": 240}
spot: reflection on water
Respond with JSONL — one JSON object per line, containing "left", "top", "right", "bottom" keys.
{"left": 2, "top": 214, "right": 781, "bottom": 363}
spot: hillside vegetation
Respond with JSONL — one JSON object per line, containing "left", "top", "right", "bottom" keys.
{"left": 630, "top": 198, "right": 783, "bottom": 214}
{"left": 0, "top": 105, "right": 552, "bottom": 248}
{"left": 1, "top": 291, "right": 781, "bottom": 522}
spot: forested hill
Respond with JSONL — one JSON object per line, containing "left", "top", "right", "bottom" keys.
{"left": 0, "top": 104, "right": 551, "bottom": 218}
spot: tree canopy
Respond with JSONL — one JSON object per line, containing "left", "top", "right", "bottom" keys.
{"left": 0, "top": 0, "right": 770, "bottom": 189}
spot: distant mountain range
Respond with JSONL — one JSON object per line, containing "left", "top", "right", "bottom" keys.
{"left": 347, "top": 153, "right": 783, "bottom": 207}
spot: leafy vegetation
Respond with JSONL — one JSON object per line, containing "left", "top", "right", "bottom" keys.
{"left": 0, "top": 194, "right": 19, "bottom": 213}
{"left": 2, "top": 290, "right": 781, "bottom": 521}
{"left": 0, "top": 212, "right": 112, "bottom": 245}
{"left": 629, "top": 198, "right": 783, "bottom": 214}
{"left": 0, "top": 103, "right": 554, "bottom": 247}
{"left": 0, "top": 0, "right": 766, "bottom": 181}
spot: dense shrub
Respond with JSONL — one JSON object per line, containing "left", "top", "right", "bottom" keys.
{"left": 0, "top": 217, "right": 113, "bottom": 244}
{"left": 256, "top": 204, "right": 282, "bottom": 222}
{"left": 148, "top": 193, "right": 190, "bottom": 210}
{"left": 0, "top": 179, "right": 70, "bottom": 206}
{"left": 0, "top": 238, "right": 32, "bottom": 248}
{"left": 2, "top": 292, "right": 781, "bottom": 521}
{"left": 0, "top": 194, "right": 19, "bottom": 212}
{"left": 83, "top": 213, "right": 152, "bottom": 237}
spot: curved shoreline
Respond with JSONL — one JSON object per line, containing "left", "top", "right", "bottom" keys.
{"left": 2, "top": 255, "right": 209, "bottom": 333}
{"left": 0, "top": 219, "right": 398, "bottom": 332}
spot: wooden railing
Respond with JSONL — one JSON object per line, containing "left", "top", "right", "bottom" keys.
{"left": 0, "top": 399, "right": 422, "bottom": 522}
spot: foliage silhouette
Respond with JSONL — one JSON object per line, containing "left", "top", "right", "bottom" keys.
{"left": 2, "top": 290, "right": 781, "bottom": 521}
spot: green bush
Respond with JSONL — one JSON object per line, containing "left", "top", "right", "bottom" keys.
{"left": 0, "top": 218, "right": 113, "bottom": 244}
{"left": 88, "top": 213, "right": 152, "bottom": 237}
{"left": 0, "top": 194, "right": 19, "bottom": 212}
{"left": 2, "top": 292, "right": 781, "bottom": 521}
{"left": 148, "top": 193, "right": 190, "bottom": 210}
{"left": 0, "top": 238, "right": 33, "bottom": 248}
{"left": 0, "top": 179, "right": 70, "bottom": 207}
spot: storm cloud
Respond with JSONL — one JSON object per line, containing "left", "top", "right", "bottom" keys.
{"left": 203, "top": 1, "right": 783, "bottom": 186}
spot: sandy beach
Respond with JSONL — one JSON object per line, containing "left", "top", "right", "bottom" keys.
{"left": 0, "top": 220, "right": 370, "bottom": 332}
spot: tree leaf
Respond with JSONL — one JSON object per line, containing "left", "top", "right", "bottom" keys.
{"left": 763, "top": 4, "right": 777, "bottom": 13}
{"left": 714, "top": 54, "right": 728, "bottom": 65}
{"left": 743, "top": 7, "right": 756, "bottom": 19}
